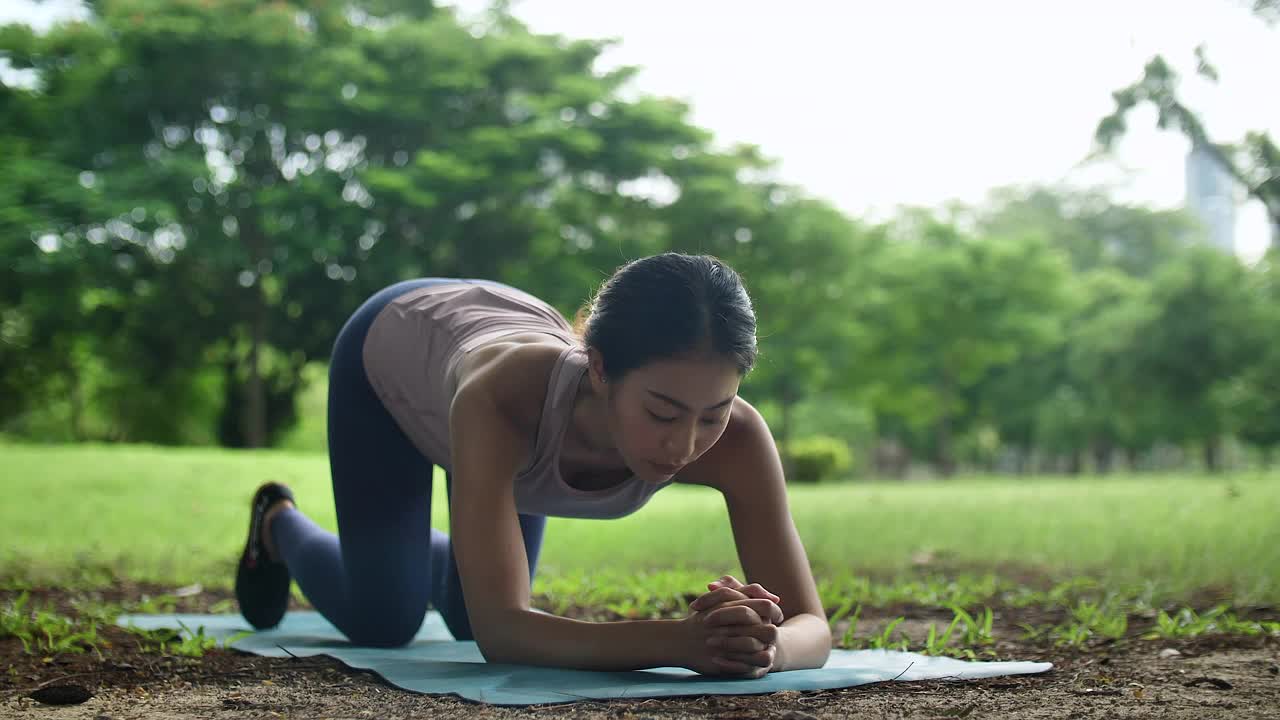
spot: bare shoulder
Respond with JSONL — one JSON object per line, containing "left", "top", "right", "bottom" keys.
{"left": 452, "top": 340, "right": 568, "bottom": 444}
{"left": 677, "top": 396, "right": 779, "bottom": 492}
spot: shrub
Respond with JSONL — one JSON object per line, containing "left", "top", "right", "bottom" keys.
{"left": 782, "top": 434, "right": 853, "bottom": 483}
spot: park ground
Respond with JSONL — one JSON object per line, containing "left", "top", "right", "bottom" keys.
{"left": 3, "top": 444, "right": 1278, "bottom": 718}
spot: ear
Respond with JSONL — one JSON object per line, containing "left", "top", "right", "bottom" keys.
{"left": 585, "top": 346, "right": 610, "bottom": 393}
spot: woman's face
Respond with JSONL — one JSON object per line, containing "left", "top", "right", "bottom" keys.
{"left": 588, "top": 350, "right": 741, "bottom": 482}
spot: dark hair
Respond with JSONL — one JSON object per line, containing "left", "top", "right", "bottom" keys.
{"left": 572, "top": 253, "right": 758, "bottom": 381}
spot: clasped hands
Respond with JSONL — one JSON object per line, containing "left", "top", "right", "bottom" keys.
{"left": 682, "top": 574, "right": 783, "bottom": 679}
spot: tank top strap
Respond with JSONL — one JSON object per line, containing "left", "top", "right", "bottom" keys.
{"left": 530, "top": 344, "right": 588, "bottom": 461}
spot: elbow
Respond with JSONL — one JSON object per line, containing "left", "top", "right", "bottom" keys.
{"left": 475, "top": 636, "right": 520, "bottom": 665}
{"left": 811, "top": 619, "right": 833, "bottom": 666}
{"left": 816, "top": 634, "right": 833, "bottom": 666}
{"left": 817, "top": 612, "right": 834, "bottom": 651}
{"left": 779, "top": 611, "right": 832, "bottom": 671}
{"left": 472, "top": 610, "right": 530, "bottom": 665}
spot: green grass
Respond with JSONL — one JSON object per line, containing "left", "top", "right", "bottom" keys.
{"left": 3, "top": 442, "right": 1279, "bottom": 661}
{"left": 1, "top": 590, "right": 251, "bottom": 659}
{"left": 2, "top": 443, "right": 1278, "bottom": 606}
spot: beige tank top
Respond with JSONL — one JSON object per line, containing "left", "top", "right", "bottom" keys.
{"left": 361, "top": 281, "right": 671, "bottom": 519}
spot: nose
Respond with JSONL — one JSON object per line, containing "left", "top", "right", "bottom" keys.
{"left": 662, "top": 426, "right": 697, "bottom": 464}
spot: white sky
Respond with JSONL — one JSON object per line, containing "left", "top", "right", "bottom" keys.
{"left": 5, "top": 0, "right": 1277, "bottom": 260}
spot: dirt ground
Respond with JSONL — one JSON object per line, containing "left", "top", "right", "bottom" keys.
{"left": 2, "top": 585, "right": 1277, "bottom": 719}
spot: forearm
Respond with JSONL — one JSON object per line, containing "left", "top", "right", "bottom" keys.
{"left": 773, "top": 613, "right": 831, "bottom": 671}
{"left": 480, "top": 609, "right": 685, "bottom": 671}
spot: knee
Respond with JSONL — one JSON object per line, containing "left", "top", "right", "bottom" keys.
{"left": 343, "top": 597, "right": 426, "bottom": 647}
{"left": 346, "top": 614, "right": 423, "bottom": 648}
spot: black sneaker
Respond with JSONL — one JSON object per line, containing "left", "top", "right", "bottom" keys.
{"left": 235, "top": 482, "right": 296, "bottom": 630}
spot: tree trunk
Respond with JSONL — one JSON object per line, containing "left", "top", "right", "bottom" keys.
{"left": 241, "top": 209, "right": 269, "bottom": 449}
{"left": 1014, "top": 446, "right": 1029, "bottom": 475}
{"left": 1203, "top": 436, "right": 1221, "bottom": 473}
{"left": 935, "top": 417, "right": 955, "bottom": 477}
{"left": 1067, "top": 450, "right": 1082, "bottom": 475}
{"left": 1092, "top": 438, "right": 1113, "bottom": 475}
{"left": 243, "top": 290, "right": 267, "bottom": 448}
{"left": 67, "top": 362, "right": 85, "bottom": 442}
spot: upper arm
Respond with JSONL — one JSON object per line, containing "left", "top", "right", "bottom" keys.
{"left": 447, "top": 381, "right": 537, "bottom": 655}
{"left": 687, "top": 400, "right": 826, "bottom": 621}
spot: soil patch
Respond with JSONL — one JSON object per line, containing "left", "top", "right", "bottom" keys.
{"left": 3, "top": 586, "right": 1278, "bottom": 719}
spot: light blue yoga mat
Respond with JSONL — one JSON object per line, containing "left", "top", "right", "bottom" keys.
{"left": 118, "top": 611, "right": 1053, "bottom": 705}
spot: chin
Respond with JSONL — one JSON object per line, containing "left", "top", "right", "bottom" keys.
{"left": 626, "top": 458, "right": 662, "bottom": 480}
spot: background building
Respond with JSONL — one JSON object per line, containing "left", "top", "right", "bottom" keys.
{"left": 1185, "top": 143, "right": 1238, "bottom": 253}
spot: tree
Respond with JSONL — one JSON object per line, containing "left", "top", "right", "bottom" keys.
{"left": 1124, "top": 247, "right": 1265, "bottom": 470}
{"left": 857, "top": 212, "right": 1072, "bottom": 475}
{"left": 1094, "top": 8, "right": 1279, "bottom": 246}
{"left": 732, "top": 194, "right": 879, "bottom": 471}
{"left": 973, "top": 187, "right": 1202, "bottom": 473}
{"left": 0, "top": 0, "right": 754, "bottom": 445}
{"left": 1223, "top": 247, "right": 1280, "bottom": 464}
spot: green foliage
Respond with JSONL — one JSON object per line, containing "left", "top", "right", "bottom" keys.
{"left": 123, "top": 621, "right": 251, "bottom": 658}
{"left": 0, "top": 592, "right": 102, "bottom": 657}
{"left": 2, "top": 0, "right": 1278, "bottom": 473}
{"left": 827, "top": 600, "right": 863, "bottom": 648}
{"left": 1144, "top": 605, "right": 1280, "bottom": 640}
{"left": 1048, "top": 600, "right": 1130, "bottom": 648}
{"left": 275, "top": 362, "right": 330, "bottom": 453}
{"left": 1, "top": 0, "right": 779, "bottom": 448}
{"left": 1096, "top": 50, "right": 1278, "bottom": 236}
{"left": 0, "top": 589, "right": 250, "bottom": 659}
{"left": 4, "top": 444, "right": 1279, "bottom": 603}
{"left": 858, "top": 212, "right": 1074, "bottom": 474}
{"left": 781, "top": 434, "right": 853, "bottom": 484}
{"left": 920, "top": 606, "right": 995, "bottom": 658}
{"left": 867, "top": 617, "right": 910, "bottom": 651}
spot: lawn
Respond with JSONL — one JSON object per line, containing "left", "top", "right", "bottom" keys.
{"left": 5, "top": 442, "right": 1280, "bottom": 716}
{"left": 4, "top": 442, "right": 1277, "bottom": 605}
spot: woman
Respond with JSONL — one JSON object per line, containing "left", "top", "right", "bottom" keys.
{"left": 235, "top": 252, "right": 831, "bottom": 678}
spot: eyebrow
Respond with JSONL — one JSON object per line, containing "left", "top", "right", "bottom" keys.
{"left": 646, "top": 390, "right": 736, "bottom": 412}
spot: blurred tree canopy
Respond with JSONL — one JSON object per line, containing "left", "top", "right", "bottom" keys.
{"left": 1, "top": 0, "right": 1276, "bottom": 477}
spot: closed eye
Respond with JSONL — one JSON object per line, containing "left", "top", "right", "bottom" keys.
{"left": 648, "top": 410, "right": 721, "bottom": 426}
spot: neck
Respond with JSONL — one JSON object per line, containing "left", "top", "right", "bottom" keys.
{"left": 568, "top": 371, "right": 617, "bottom": 460}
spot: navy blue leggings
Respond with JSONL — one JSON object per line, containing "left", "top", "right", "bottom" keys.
{"left": 270, "top": 278, "right": 547, "bottom": 647}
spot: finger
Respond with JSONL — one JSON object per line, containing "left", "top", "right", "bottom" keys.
{"left": 714, "top": 623, "right": 779, "bottom": 645}
{"left": 737, "top": 598, "right": 784, "bottom": 625}
{"left": 705, "top": 579, "right": 781, "bottom": 606}
{"left": 710, "top": 655, "right": 760, "bottom": 677}
{"left": 689, "top": 587, "right": 750, "bottom": 611}
{"left": 707, "top": 634, "right": 766, "bottom": 653}
{"left": 714, "top": 574, "right": 745, "bottom": 590}
{"left": 710, "top": 598, "right": 783, "bottom": 625}
{"left": 740, "top": 583, "right": 782, "bottom": 602}
{"left": 703, "top": 605, "right": 764, "bottom": 627}
{"left": 718, "top": 649, "right": 774, "bottom": 668}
